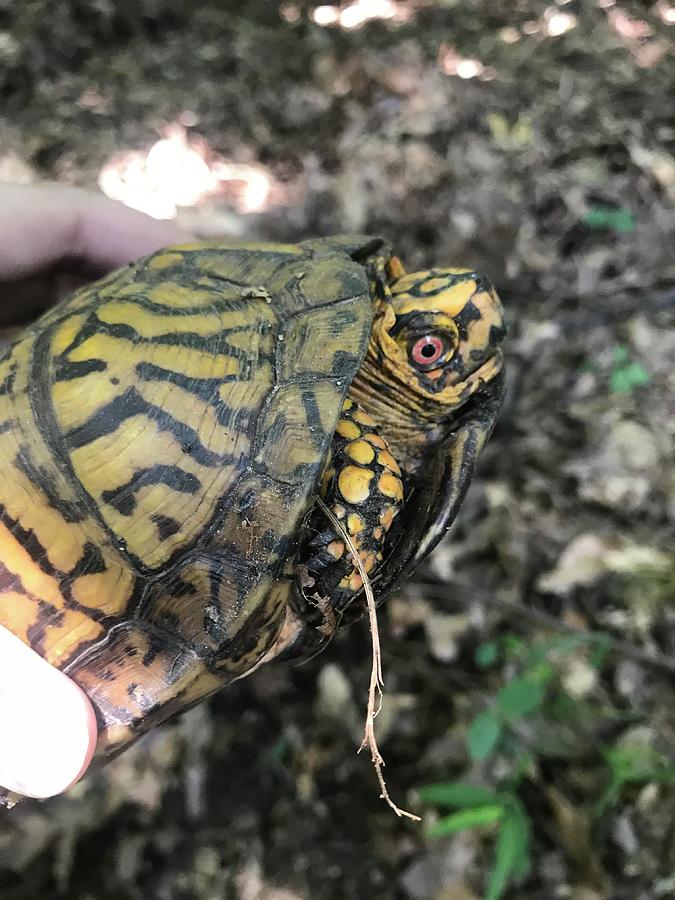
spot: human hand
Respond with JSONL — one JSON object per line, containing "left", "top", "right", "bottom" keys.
{"left": 0, "top": 182, "right": 192, "bottom": 799}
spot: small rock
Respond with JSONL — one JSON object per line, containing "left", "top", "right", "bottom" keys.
{"left": 614, "top": 660, "right": 645, "bottom": 701}
{"left": 636, "top": 783, "right": 660, "bottom": 811}
{"left": 424, "top": 611, "right": 472, "bottom": 662}
{"left": 612, "top": 812, "right": 639, "bottom": 855}
{"left": 562, "top": 658, "right": 598, "bottom": 699}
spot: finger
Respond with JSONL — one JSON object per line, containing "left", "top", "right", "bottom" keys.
{"left": 0, "top": 625, "right": 98, "bottom": 798}
{"left": 0, "top": 182, "right": 193, "bottom": 279}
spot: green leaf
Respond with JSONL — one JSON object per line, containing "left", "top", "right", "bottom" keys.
{"left": 475, "top": 641, "right": 499, "bottom": 668}
{"left": 584, "top": 206, "right": 635, "bottom": 232}
{"left": 597, "top": 745, "right": 675, "bottom": 812}
{"left": 610, "top": 361, "right": 651, "bottom": 394}
{"left": 502, "top": 634, "right": 527, "bottom": 659}
{"left": 426, "top": 804, "right": 504, "bottom": 839}
{"left": 526, "top": 661, "right": 556, "bottom": 686}
{"left": 485, "top": 810, "right": 522, "bottom": 900}
{"left": 503, "top": 798, "right": 532, "bottom": 880}
{"left": 468, "top": 711, "right": 502, "bottom": 760}
{"left": 417, "top": 781, "right": 498, "bottom": 809}
{"left": 605, "top": 746, "right": 675, "bottom": 785}
{"left": 496, "top": 677, "right": 545, "bottom": 722}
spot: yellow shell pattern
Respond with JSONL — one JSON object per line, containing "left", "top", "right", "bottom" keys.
{"left": 0, "top": 241, "right": 372, "bottom": 757}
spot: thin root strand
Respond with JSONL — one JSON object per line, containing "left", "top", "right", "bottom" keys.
{"left": 317, "top": 498, "right": 421, "bottom": 822}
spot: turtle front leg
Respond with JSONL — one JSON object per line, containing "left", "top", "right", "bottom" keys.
{"left": 285, "top": 399, "right": 404, "bottom": 657}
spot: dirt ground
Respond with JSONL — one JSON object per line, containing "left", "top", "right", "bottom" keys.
{"left": 0, "top": 2, "right": 673, "bottom": 898}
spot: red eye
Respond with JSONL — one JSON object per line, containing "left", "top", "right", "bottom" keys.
{"left": 410, "top": 335, "right": 445, "bottom": 367}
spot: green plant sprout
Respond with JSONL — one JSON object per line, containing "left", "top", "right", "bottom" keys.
{"left": 468, "top": 632, "right": 611, "bottom": 761}
{"left": 418, "top": 632, "right": 614, "bottom": 899}
{"left": 417, "top": 781, "right": 531, "bottom": 900}
{"left": 609, "top": 345, "right": 651, "bottom": 394}
{"left": 583, "top": 206, "right": 635, "bottom": 233}
{"left": 597, "top": 743, "right": 675, "bottom": 814}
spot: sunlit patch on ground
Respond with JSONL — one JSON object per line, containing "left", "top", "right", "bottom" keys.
{"left": 491, "top": 2, "right": 670, "bottom": 70}
{"left": 439, "top": 5, "right": 579, "bottom": 79}
{"left": 98, "top": 125, "right": 281, "bottom": 219}
{"left": 437, "top": 44, "right": 495, "bottom": 80}
{"left": 309, "top": 0, "right": 415, "bottom": 29}
{"left": 601, "top": 1, "right": 671, "bottom": 67}
{"left": 501, "top": 5, "right": 577, "bottom": 42}
{"left": 655, "top": 1, "right": 675, "bottom": 24}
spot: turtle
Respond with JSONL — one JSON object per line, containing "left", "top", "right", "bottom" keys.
{"left": 0, "top": 235, "right": 505, "bottom": 801}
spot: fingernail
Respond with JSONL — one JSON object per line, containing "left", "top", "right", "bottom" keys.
{"left": 0, "top": 627, "right": 97, "bottom": 798}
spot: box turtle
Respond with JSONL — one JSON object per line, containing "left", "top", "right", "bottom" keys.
{"left": 0, "top": 235, "right": 505, "bottom": 797}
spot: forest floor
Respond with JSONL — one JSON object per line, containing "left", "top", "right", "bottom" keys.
{"left": 0, "top": 2, "right": 673, "bottom": 898}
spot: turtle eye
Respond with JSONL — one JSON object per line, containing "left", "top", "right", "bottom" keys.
{"left": 410, "top": 335, "right": 446, "bottom": 368}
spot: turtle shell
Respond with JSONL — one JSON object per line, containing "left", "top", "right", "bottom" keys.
{"left": 0, "top": 237, "right": 383, "bottom": 758}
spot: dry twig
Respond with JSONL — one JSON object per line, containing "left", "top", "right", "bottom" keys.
{"left": 317, "top": 498, "right": 420, "bottom": 821}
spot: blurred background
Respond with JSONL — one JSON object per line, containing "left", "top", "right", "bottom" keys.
{"left": 0, "top": 2, "right": 673, "bottom": 898}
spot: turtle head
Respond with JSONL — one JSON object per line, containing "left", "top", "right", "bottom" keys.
{"left": 270, "top": 247, "right": 508, "bottom": 663}
{"left": 350, "top": 261, "right": 506, "bottom": 471}
{"left": 387, "top": 266, "right": 505, "bottom": 400}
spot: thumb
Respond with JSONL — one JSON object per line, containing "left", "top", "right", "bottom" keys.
{"left": 0, "top": 625, "right": 97, "bottom": 798}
